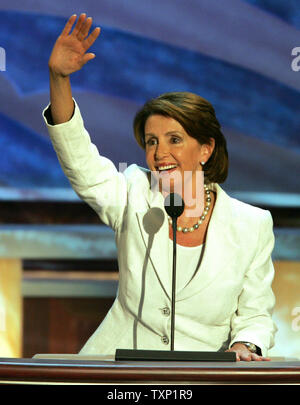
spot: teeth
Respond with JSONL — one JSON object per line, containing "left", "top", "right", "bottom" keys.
{"left": 158, "top": 165, "right": 177, "bottom": 171}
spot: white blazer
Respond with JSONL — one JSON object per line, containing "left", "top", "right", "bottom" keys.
{"left": 43, "top": 101, "right": 277, "bottom": 357}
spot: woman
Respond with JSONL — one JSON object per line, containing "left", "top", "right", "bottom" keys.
{"left": 44, "top": 14, "right": 277, "bottom": 361}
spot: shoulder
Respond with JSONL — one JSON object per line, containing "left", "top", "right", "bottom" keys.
{"left": 123, "top": 164, "right": 151, "bottom": 193}
{"left": 215, "top": 184, "right": 273, "bottom": 229}
{"left": 217, "top": 186, "right": 275, "bottom": 256}
{"left": 123, "top": 164, "right": 150, "bottom": 182}
{"left": 231, "top": 196, "right": 272, "bottom": 223}
{"left": 230, "top": 197, "right": 274, "bottom": 245}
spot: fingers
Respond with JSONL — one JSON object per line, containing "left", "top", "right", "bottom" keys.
{"left": 248, "top": 353, "right": 271, "bottom": 361}
{"left": 82, "top": 53, "right": 96, "bottom": 65}
{"left": 71, "top": 14, "right": 93, "bottom": 42}
{"left": 61, "top": 14, "right": 77, "bottom": 36}
{"left": 238, "top": 353, "right": 271, "bottom": 362}
{"left": 78, "top": 16, "right": 93, "bottom": 40}
{"left": 72, "top": 13, "right": 87, "bottom": 37}
{"left": 61, "top": 13, "right": 100, "bottom": 48}
{"left": 83, "top": 27, "right": 101, "bottom": 49}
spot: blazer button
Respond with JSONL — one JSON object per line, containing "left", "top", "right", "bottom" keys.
{"left": 161, "top": 335, "right": 169, "bottom": 345}
{"left": 161, "top": 307, "right": 170, "bottom": 316}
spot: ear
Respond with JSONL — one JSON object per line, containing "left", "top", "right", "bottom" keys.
{"left": 200, "top": 137, "right": 215, "bottom": 163}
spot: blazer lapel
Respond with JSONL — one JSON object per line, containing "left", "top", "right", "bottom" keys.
{"left": 176, "top": 183, "right": 239, "bottom": 301}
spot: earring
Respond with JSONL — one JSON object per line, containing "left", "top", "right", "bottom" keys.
{"left": 201, "top": 161, "right": 205, "bottom": 166}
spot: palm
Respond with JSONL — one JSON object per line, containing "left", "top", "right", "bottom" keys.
{"left": 49, "top": 14, "right": 100, "bottom": 77}
{"left": 51, "top": 35, "right": 87, "bottom": 76}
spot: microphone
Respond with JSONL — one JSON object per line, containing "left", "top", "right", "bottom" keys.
{"left": 164, "top": 193, "right": 184, "bottom": 351}
{"left": 164, "top": 192, "right": 185, "bottom": 219}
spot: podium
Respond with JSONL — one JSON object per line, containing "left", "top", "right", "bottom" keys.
{"left": 0, "top": 356, "right": 299, "bottom": 384}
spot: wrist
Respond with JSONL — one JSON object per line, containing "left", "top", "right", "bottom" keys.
{"left": 49, "top": 66, "right": 70, "bottom": 79}
{"left": 232, "top": 341, "right": 258, "bottom": 353}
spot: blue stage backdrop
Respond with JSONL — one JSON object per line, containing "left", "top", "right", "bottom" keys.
{"left": 0, "top": 0, "right": 299, "bottom": 196}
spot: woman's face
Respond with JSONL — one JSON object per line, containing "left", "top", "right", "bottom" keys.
{"left": 144, "top": 114, "right": 214, "bottom": 197}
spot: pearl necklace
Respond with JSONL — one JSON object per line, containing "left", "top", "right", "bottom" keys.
{"left": 168, "top": 184, "right": 212, "bottom": 233}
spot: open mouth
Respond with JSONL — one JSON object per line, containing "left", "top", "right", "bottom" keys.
{"left": 156, "top": 164, "right": 178, "bottom": 174}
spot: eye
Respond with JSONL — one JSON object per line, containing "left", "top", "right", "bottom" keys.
{"left": 145, "top": 138, "right": 158, "bottom": 146}
{"left": 171, "top": 136, "right": 181, "bottom": 144}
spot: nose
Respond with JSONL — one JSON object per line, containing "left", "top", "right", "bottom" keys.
{"left": 154, "top": 141, "right": 169, "bottom": 161}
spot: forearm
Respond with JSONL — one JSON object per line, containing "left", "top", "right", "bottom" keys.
{"left": 43, "top": 100, "right": 127, "bottom": 229}
{"left": 49, "top": 69, "right": 74, "bottom": 124}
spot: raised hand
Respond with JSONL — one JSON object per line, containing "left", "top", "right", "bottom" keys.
{"left": 49, "top": 13, "right": 101, "bottom": 77}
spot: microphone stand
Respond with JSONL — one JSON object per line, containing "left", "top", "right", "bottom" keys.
{"left": 170, "top": 217, "right": 177, "bottom": 351}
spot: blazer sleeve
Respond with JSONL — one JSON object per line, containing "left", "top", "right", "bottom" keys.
{"left": 229, "top": 210, "right": 277, "bottom": 356}
{"left": 42, "top": 99, "right": 128, "bottom": 230}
